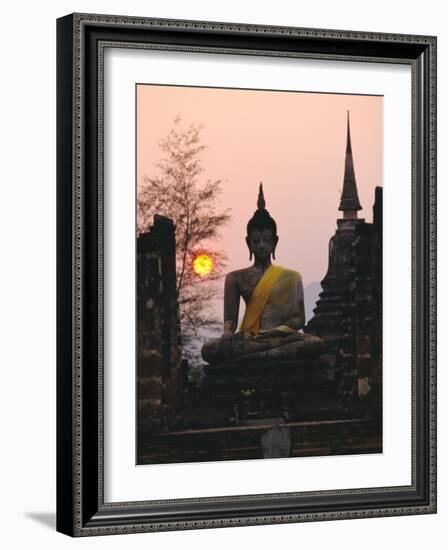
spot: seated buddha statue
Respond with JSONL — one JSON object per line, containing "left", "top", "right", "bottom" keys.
{"left": 201, "top": 184, "right": 324, "bottom": 364}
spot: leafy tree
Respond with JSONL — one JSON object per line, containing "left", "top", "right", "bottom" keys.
{"left": 137, "top": 117, "right": 231, "bottom": 368}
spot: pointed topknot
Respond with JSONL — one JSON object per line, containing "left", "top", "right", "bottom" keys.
{"left": 247, "top": 182, "right": 277, "bottom": 239}
{"left": 257, "top": 182, "right": 266, "bottom": 210}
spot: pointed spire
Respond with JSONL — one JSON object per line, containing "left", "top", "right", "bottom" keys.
{"left": 346, "top": 110, "right": 352, "bottom": 154}
{"left": 338, "top": 111, "right": 362, "bottom": 217}
{"left": 257, "top": 182, "right": 266, "bottom": 210}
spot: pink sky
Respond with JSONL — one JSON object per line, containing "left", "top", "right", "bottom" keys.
{"left": 137, "top": 84, "right": 382, "bottom": 321}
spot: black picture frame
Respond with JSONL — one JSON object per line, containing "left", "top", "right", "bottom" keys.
{"left": 57, "top": 13, "right": 437, "bottom": 537}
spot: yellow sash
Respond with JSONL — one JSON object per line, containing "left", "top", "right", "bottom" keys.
{"left": 239, "top": 265, "right": 285, "bottom": 335}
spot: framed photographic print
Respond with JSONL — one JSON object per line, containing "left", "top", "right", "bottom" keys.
{"left": 57, "top": 13, "right": 437, "bottom": 536}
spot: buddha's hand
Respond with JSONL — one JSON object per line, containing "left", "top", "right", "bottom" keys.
{"left": 256, "top": 325, "right": 301, "bottom": 339}
{"left": 222, "top": 320, "right": 237, "bottom": 338}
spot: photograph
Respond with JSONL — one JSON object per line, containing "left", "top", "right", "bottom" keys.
{"left": 0, "top": 0, "right": 442, "bottom": 542}
{"left": 136, "top": 84, "right": 383, "bottom": 465}
{"left": 55, "top": 11, "right": 436, "bottom": 536}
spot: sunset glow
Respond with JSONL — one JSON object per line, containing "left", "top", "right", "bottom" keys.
{"left": 137, "top": 84, "right": 383, "bottom": 321}
{"left": 193, "top": 254, "right": 214, "bottom": 277}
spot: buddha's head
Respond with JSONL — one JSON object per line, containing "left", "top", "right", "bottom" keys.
{"left": 246, "top": 183, "right": 279, "bottom": 262}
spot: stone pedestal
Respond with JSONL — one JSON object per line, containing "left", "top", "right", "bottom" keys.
{"left": 181, "top": 357, "right": 343, "bottom": 429}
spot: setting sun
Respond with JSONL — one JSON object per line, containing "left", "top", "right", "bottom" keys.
{"left": 193, "top": 254, "right": 214, "bottom": 277}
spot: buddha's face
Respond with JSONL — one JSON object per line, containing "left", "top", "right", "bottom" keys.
{"left": 247, "top": 228, "right": 278, "bottom": 261}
